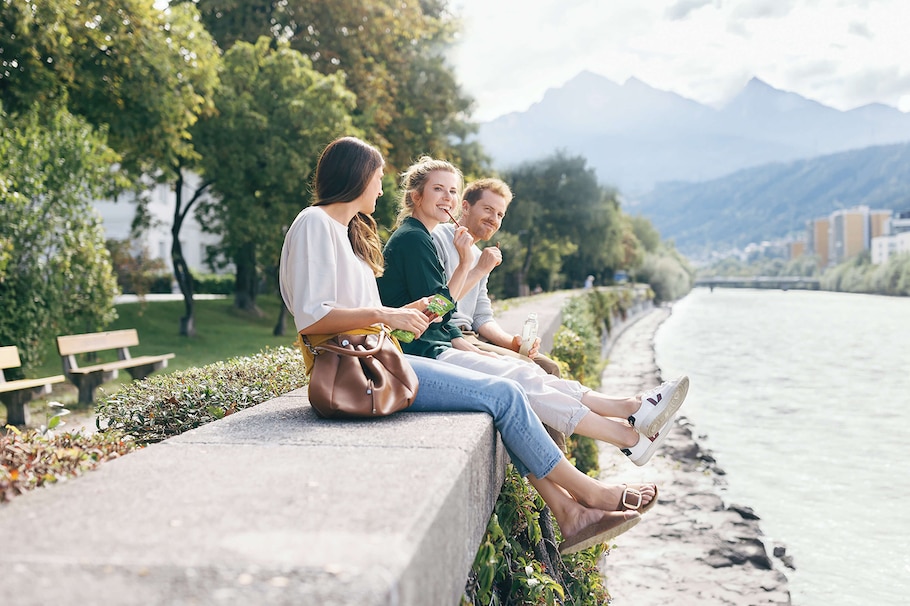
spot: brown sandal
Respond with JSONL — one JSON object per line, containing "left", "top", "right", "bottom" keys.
{"left": 617, "top": 483, "right": 658, "bottom": 515}
{"left": 559, "top": 510, "right": 641, "bottom": 555}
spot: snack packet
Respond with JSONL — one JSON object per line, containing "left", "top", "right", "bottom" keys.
{"left": 391, "top": 294, "right": 455, "bottom": 343}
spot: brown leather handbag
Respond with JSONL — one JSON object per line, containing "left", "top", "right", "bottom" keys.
{"left": 303, "top": 330, "right": 419, "bottom": 419}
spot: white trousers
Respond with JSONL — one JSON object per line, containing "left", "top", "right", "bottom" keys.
{"left": 437, "top": 348, "right": 590, "bottom": 435}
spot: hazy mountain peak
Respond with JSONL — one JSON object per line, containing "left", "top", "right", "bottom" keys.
{"left": 744, "top": 76, "right": 775, "bottom": 92}
{"left": 623, "top": 76, "right": 650, "bottom": 89}
{"left": 725, "top": 76, "right": 823, "bottom": 113}
{"left": 554, "top": 70, "right": 621, "bottom": 97}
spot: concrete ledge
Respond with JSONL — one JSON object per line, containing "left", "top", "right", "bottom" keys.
{"left": 1, "top": 291, "right": 581, "bottom": 605}
{"left": 0, "top": 391, "right": 508, "bottom": 605}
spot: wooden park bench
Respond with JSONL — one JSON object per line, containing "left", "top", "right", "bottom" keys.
{"left": 56, "top": 329, "right": 175, "bottom": 405}
{"left": 1, "top": 345, "right": 65, "bottom": 426}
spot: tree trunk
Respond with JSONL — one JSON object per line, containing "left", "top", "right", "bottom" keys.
{"left": 269, "top": 264, "right": 286, "bottom": 336}
{"left": 273, "top": 303, "right": 287, "bottom": 336}
{"left": 172, "top": 171, "right": 197, "bottom": 337}
{"left": 233, "top": 241, "right": 262, "bottom": 316}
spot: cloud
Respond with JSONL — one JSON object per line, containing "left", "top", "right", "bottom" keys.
{"left": 452, "top": 0, "right": 910, "bottom": 119}
{"left": 841, "top": 66, "right": 910, "bottom": 107}
{"left": 665, "top": 0, "right": 715, "bottom": 20}
{"left": 784, "top": 58, "right": 840, "bottom": 81}
{"left": 848, "top": 21, "right": 873, "bottom": 39}
{"left": 730, "top": 0, "right": 796, "bottom": 19}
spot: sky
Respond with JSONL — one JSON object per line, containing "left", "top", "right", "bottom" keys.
{"left": 449, "top": 0, "right": 910, "bottom": 121}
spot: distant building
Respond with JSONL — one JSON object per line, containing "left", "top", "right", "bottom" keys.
{"left": 788, "top": 240, "right": 806, "bottom": 259}
{"left": 94, "top": 173, "right": 224, "bottom": 276}
{"left": 870, "top": 209, "right": 892, "bottom": 239}
{"left": 827, "top": 206, "right": 892, "bottom": 265}
{"left": 806, "top": 217, "right": 830, "bottom": 267}
{"left": 871, "top": 210, "right": 910, "bottom": 264}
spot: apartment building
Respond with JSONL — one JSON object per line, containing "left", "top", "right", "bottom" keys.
{"left": 826, "top": 206, "right": 894, "bottom": 265}
{"left": 806, "top": 217, "right": 830, "bottom": 267}
{"left": 871, "top": 210, "right": 910, "bottom": 264}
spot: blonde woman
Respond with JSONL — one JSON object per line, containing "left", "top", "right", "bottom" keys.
{"left": 377, "top": 157, "right": 687, "bottom": 469}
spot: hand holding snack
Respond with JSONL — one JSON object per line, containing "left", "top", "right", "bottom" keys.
{"left": 391, "top": 294, "right": 455, "bottom": 343}
{"left": 476, "top": 246, "right": 502, "bottom": 274}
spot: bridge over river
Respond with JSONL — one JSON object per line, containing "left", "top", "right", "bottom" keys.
{"left": 695, "top": 276, "right": 821, "bottom": 291}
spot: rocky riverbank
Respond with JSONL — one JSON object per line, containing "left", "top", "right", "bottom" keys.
{"left": 596, "top": 306, "right": 792, "bottom": 606}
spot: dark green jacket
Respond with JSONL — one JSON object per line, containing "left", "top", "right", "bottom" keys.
{"left": 377, "top": 217, "right": 462, "bottom": 359}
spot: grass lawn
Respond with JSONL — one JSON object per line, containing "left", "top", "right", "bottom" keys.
{"left": 3, "top": 295, "right": 298, "bottom": 426}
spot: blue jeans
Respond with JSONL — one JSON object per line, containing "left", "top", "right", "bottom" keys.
{"left": 404, "top": 355, "right": 563, "bottom": 478}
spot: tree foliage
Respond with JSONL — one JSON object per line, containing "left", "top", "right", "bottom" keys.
{"left": 630, "top": 214, "right": 661, "bottom": 253}
{"left": 495, "top": 152, "right": 635, "bottom": 296}
{"left": 636, "top": 246, "right": 694, "bottom": 303}
{"left": 194, "top": 0, "right": 485, "bottom": 227}
{"left": 1, "top": 0, "right": 220, "bottom": 178}
{"left": 0, "top": 104, "right": 119, "bottom": 372}
{"left": 820, "top": 251, "right": 910, "bottom": 296}
{"left": 192, "top": 36, "right": 356, "bottom": 313}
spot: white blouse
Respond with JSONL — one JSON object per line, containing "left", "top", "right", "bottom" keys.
{"left": 279, "top": 206, "right": 382, "bottom": 333}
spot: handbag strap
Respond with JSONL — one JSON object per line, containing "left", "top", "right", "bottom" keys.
{"left": 304, "top": 330, "right": 387, "bottom": 358}
{"left": 300, "top": 334, "right": 321, "bottom": 356}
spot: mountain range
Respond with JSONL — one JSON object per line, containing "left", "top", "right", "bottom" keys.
{"left": 631, "top": 142, "right": 910, "bottom": 257}
{"left": 477, "top": 71, "right": 910, "bottom": 256}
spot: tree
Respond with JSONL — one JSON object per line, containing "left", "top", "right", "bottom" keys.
{"left": 195, "top": 0, "right": 485, "bottom": 227}
{"left": 630, "top": 215, "right": 661, "bottom": 254}
{"left": 0, "top": 104, "right": 119, "bottom": 372}
{"left": 192, "top": 37, "right": 355, "bottom": 321}
{"left": 1, "top": 0, "right": 222, "bottom": 337}
{"left": 2, "top": 0, "right": 219, "bottom": 177}
{"left": 502, "top": 152, "right": 628, "bottom": 292}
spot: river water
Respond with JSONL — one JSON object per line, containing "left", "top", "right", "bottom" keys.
{"left": 653, "top": 287, "right": 910, "bottom": 606}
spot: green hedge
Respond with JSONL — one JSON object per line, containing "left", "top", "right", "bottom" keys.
{"left": 146, "top": 272, "right": 236, "bottom": 295}
{"left": 193, "top": 272, "right": 235, "bottom": 295}
{"left": 96, "top": 346, "right": 306, "bottom": 444}
{"left": 5, "top": 289, "right": 639, "bottom": 601}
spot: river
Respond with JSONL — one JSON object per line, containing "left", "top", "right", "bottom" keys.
{"left": 653, "top": 287, "right": 910, "bottom": 606}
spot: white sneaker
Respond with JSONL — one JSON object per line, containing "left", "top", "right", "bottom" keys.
{"left": 628, "top": 375, "right": 689, "bottom": 437}
{"left": 622, "top": 414, "right": 677, "bottom": 466}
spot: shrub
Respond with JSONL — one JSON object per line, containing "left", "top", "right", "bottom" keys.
{"left": 192, "top": 272, "right": 235, "bottom": 295}
{"left": 464, "top": 289, "right": 625, "bottom": 604}
{"left": 637, "top": 250, "right": 694, "bottom": 303}
{"left": 552, "top": 290, "right": 629, "bottom": 387}
{"left": 97, "top": 346, "right": 307, "bottom": 444}
{"left": 1, "top": 426, "right": 137, "bottom": 503}
{"left": 566, "top": 434, "right": 600, "bottom": 476}
{"left": 464, "top": 466, "right": 610, "bottom": 606}
{"left": 550, "top": 327, "right": 589, "bottom": 384}
{"left": 106, "top": 239, "right": 168, "bottom": 296}
{"left": 148, "top": 273, "right": 175, "bottom": 294}
{"left": 821, "top": 252, "right": 910, "bottom": 296}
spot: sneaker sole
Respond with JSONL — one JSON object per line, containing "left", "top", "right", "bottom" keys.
{"left": 632, "top": 414, "right": 677, "bottom": 466}
{"left": 641, "top": 375, "right": 689, "bottom": 437}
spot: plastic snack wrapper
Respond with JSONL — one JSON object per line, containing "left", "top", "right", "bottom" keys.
{"left": 390, "top": 294, "right": 455, "bottom": 343}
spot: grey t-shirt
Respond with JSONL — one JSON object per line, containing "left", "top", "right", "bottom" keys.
{"left": 431, "top": 223, "right": 495, "bottom": 332}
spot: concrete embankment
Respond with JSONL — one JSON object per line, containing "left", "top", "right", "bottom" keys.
{"left": 595, "top": 307, "right": 792, "bottom": 606}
